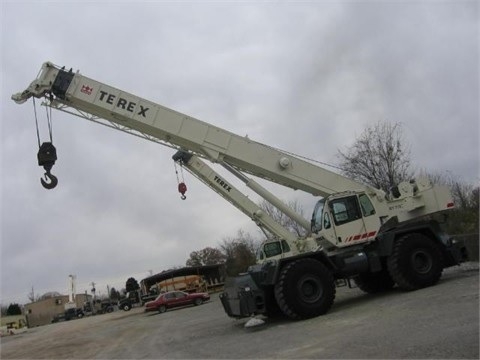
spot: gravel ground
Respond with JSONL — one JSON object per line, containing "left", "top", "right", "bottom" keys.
{"left": 1, "top": 262, "right": 478, "bottom": 359}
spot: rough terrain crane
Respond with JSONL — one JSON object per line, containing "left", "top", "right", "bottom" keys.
{"left": 12, "top": 62, "right": 467, "bottom": 320}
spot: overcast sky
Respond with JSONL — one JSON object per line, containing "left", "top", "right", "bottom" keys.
{"left": 1, "top": 1, "right": 478, "bottom": 305}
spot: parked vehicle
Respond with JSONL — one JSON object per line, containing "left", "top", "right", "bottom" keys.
{"left": 52, "top": 308, "right": 84, "bottom": 323}
{"left": 144, "top": 291, "right": 210, "bottom": 313}
{"left": 118, "top": 290, "right": 158, "bottom": 311}
{"left": 118, "top": 298, "right": 133, "bottom": 311}
{"left": 66, "top": 308, "right": 84, "bottom": 320}
{"left": 140, "top": 292, "right": 158, "bottom": 305}
{"left": 98, "top": 301, "right": 115, "bottom": 314}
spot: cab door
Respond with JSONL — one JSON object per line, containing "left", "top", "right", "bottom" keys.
{"left": 327, "top": 194, "right": 380, "bottom": 248}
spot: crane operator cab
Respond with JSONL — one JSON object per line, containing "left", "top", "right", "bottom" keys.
{"left": 256, "top": 239, "right": 292, "bottom": 262}
{"left": 311, "top": 192, "right": 382, "bottom": 250}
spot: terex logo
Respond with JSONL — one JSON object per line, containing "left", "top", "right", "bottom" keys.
{"left": 99, "top": 90, "right": 149, "bottom": 117}
{"left": 214, "top": 176, "right": 232, "bottom": 192}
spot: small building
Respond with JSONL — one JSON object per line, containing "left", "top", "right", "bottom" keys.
{"left": 24, "top": 293, "right": 91, "bottom": 327}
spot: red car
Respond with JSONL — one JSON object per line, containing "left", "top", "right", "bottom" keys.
{"left": 144, "top": 291, "right": 210, "bottom": 313}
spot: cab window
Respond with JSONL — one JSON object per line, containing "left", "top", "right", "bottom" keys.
{"left": 329, "top": 196, "right": 361, "bottom": 225}
{"left": 263, "top": 241, "right": 282, "bottom": 258}
{"left": 359, "top": 194, "right": 376, "bottom": 216}
{"left": 323, "top": 212, "right": 331, "bottom": 229}
{"left": 311, "top": 200, "right": 325, "bottom": 233}
{"left": 281, "top": 240, "right": 291, "bottom": 253}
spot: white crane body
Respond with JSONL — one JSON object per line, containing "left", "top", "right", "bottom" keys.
{"left": 12, "top": 62, "right": 467, "bottom": 321}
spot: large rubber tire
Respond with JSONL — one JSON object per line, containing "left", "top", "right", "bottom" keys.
{"left": 122, "top": 304, "right": 131, "bottom": 311}
{"left": 158, "top": 305, "right": 167, "bottom": 313}
{"left": 353, "top": 268, "right": 395, "bottom": 294}
{"left": 274, "top": 258, "right": 336, "bottom": 320}
{"left": 387, "top": 233, "right": 444, "bottom": 291}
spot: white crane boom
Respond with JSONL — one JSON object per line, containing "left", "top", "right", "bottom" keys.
{"left": 12, "top": 62, "right": 374, "bottom": 199}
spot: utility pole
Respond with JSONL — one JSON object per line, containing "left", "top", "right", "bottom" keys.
{"left": 90, "top": 282, "right": 96, "bottom": 314}
{"left": 29, "top": 286, "right": 35, "bottom": 303}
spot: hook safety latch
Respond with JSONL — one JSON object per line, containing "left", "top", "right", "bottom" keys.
{"left": 37, "top": 142, "right": 58, "bottom": 189}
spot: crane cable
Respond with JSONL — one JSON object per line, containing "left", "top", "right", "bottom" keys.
{"left": 33, "top": 97, "right": 55, "bottom": 143}
{"left": 32, "top": 97, "right": 58, "bottom": 189}
{"left": 32, "top": 97, "right": 42, "bottom": 147}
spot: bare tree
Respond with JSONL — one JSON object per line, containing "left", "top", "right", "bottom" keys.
{"left": 27, "top": 286, "right": 37, "bottom": 303}
{"left": 338, "top": 121, "right": 413, "bottom": 193}
{"left": 258, "top": 199, "right": 308, "bottom": 237}
{"left": 423, "top": 171, "right": 479, "bottom": 234}
{"left": 220, "top": 229, "right": 259, "bottom": 276}
{"left": 186, "top": 247, "right": 226, "bottom": 267}
{"left": 109, "top": 287, "right": 121, "bottom": 300}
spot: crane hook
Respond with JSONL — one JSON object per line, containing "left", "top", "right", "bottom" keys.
{"left": 41, "top": 171, "right": 58, "bottom": 189}
{"left": 178, "top": 182, "right": 187, "bottom": 200}
{"left": 37, "top": 142, "right": 58, "bottom": 190}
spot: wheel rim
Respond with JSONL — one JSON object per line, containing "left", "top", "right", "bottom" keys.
{"left": 411, "top": 249, "right": 433, "bottom": 274}
{"left": 297, "top": 275, "right": 323, "bottom": 303}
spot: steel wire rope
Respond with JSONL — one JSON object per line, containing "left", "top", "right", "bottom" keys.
{"left": 45, "top": 96, "right": 54, "bottom": 142}
{"left": 32, "top": 97, "right": 42, "bottom": 148}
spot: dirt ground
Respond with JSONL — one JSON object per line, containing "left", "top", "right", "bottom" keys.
{"left": 1, "top": 262, "right": 478, "bottom": 359}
